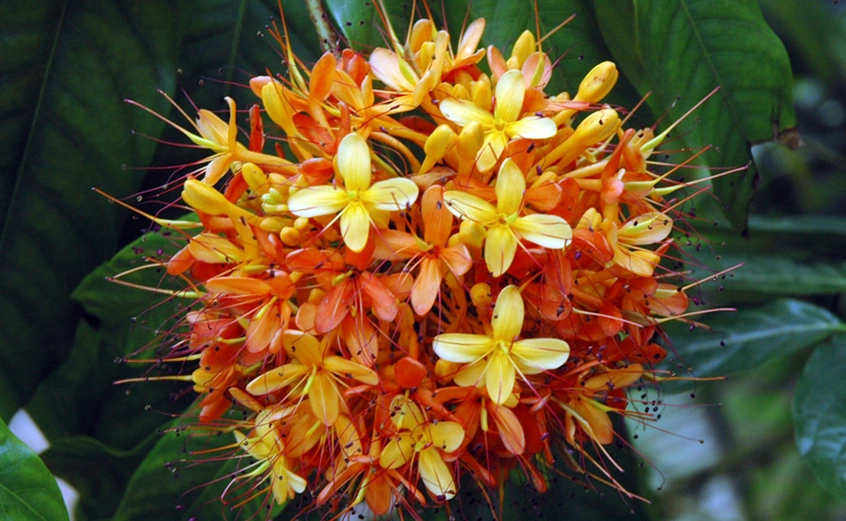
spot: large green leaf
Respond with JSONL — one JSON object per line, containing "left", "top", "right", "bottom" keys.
{"left": 794, "top": 336, "right": 846, "bottom": 501}
{"left": 0, "top": 417, "right": 70, "bottom": 521}
{"left": 664, "top": 299, "right": 846, "bottom": 379}
{"left": 26, "top": 229, "right": 193, "bottom": 450}
{"left": 0, "top": 0, "right": 181, "bottom": 421}
{"left": 41, "top": 435, "right": 150, "bottom": 521}
{"left": 633, "top": 0, "right": 796, "bottom": 233}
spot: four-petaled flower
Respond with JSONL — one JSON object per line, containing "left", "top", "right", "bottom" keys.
{"left": 439, "top": 69, "right": 556, "bottom": 172}
{"left": 288, "top": 133, "right": 419, "bottom": 252}
{"left": 433, "top": 285, "right": 570, "bottom": 404}
{"left": 443, "top": 158, "right": 572, "bottom": 276}
{"left": 378, "top": 395, "right": 465, "bottom": 500}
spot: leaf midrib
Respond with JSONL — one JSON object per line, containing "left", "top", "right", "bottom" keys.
{"left": 0, "top": 0, "right": 70, "bottom": 258}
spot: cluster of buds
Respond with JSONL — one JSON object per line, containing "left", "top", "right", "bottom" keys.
{"left": 126, "top": 10, "right": 707, "bottom": 519}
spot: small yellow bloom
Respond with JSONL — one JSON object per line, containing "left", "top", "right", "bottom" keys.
{"left": 287, "top": 133, "right": 419, "bottom": 252}
{"left": 433, "top": 285, "right": 570, "bottom": 404}
{"left": 443, "top": 159, "right": 572, "bottom": 276}
{"left": 378, "top": 395, "right": 464, "bottom": 500}
{"left": 439, "top": 69, "right": 556, "bottom": 172}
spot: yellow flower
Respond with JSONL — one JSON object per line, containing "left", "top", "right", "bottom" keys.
{"left": 432, "top": 285, "right": 570, "bottom": 405}
{"left": 245, "top": 330, "right": 378, "bottom": 425}
{"left": 233, "top": 408, "right": 307, "bottom": 505}
{"left": 443, "top": 158, "right": 572, "bottom": 276}
{"left": 438, "top": 69, "right": 556, "bottom": 172}
{"left": 378, "top": 395, "right": 464, "bottom": 500}
{"left": 287, "top": 133, "right": 419, "bottom": 252}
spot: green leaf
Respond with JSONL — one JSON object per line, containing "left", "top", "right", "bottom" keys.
{"left": 664, "top": 299, "right": 845, "bottom": 378}
{"left": 41, "top": 435, "right": 150, "bottom": 521}
{"left": 0, "top": 416, "right": 70, "bottom": 521}
{"left": 794, "top": 335, "right": 846, "bottom": 501}
{"left": 0, "top": 0, "right": 181, "bottom": 421}
{"left": 633, "top": 0, "right": 796, "bottom": 233}
{"left": 26, "top": 230, "right": 193, "bottom": 449}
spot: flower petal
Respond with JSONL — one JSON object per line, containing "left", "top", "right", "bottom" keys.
{"left": 486, "top": 352, "right": 515, "bottom": 405}
{"left": 428, "top": 421, "right": 465, "bottom": 453}
{"left": 419, "top": 447, "right": 458, "bottom": 499}
{"left": 476, "top": 131, "right": 508, "bottom": 173}
{"left": 379, "top": 433, "right": 415, "bottom": 469}
{"left": 511, "top": 214, "right": 572, "bottom": 249}
{"left": 283, "top": 330, "right": 325, "bottom": 366}
{"left": 362, "top": 178, "right": 419, "bottom": 211}
{"left": 494, "top": 70, "right": 525, "bottom": 123}
{"left": 309, "top": 372, "right": 340, "bottom": 425}
{"left": 288, "top": 186, "right": 348, "bottom": 217}
{"left": 337, "top": 133, "right": 372, "bottom": 191}
{"left": 411, "top": 257, "right": 446, "bottom": 316}
{"left": 433, "top": 334, "right": 493, "bottom": 363}
{"left": 506, "top": 115, "right": 557, "bottom": 140}
{"left": 324, "top": 355, "right": 379, "bottom": 385}
{"left": 340, "top": 202, "right": 371, "bottom": 252}
{"left": 439, "top": 98, "right": 495, "bottom": 128}
{"left": 484, "top": 224, "right": 518, "bottom": 277}
{"left": 246, "top": 363, "right": 310, "bottom": 395}
{"left": 443, "top": 190, "right": 497, "bottom": 223}
{"left": 511, "top": 338, "right": 570, "bottom": 372}
{"left": 491, "top": 285, "right": 525, "bottom": 342}
{"left": 453, "top": 359, "right": 486, "bottom": 387}
{"left": 495, "top": 159, "right": 526, "bottom": 216}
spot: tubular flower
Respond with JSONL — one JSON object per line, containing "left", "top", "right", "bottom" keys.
{"left": 443, "top": 158, "right": 571, "bottom": 276}
{"left": 433, "top": 285, "right": 570, "bottom": 404}
{"left": 379, "top": 395, "right": 464, "bottom": 500}
{"left": 439, "top": 69, "right": 556, "bottom": 172}
{"left": 287, "top": 132, "right": 419, "bottom": 252}
{"left": 118, "top": 6, "right": 727, "bottom": 519}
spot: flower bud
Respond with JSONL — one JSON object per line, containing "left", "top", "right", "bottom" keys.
{"left": 575, "top": 62, "right": 619, "bottom": 104}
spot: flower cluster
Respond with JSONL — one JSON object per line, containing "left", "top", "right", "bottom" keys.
{"left": 129, "top": 12, "right": 704, "bottom": 519}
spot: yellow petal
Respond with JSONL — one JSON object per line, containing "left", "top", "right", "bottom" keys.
{"left": 506, "top": 116, "right": 557, "bottom": 139}
{"left": 362, "top": 178, "right": 419, "bottom": 211}
{"left": 442, "top": 191, "right": 497, "bottom": 224}
{"left": 495, "top": 159, "right": 526, "bottom": 216}
{"left": 324, "top": 356, "right": 379, "bottom": 385}
{"left": 379, "top": 432, "right": 414, "bottom": 469}
{"left": 476, "top": 131, "right": 508, "bottom": 173}
{"left": 369, "top": 48, "right": 411, "bottom": 91}
{"left": 491, "top": 285, "right": 524, "bottom": 342}
{"left": 494, "top": 70, "right": 525, "bottom": 123}
{"left": 340, "top": 202, "right": 371, "bottom": 252}
{"left": 287, "top": 186, "right": 349, "bottom": 217}
{"left": 618, "top": 212, "right": 673, "bottom": 245}
{"left": 337, "top": 133, "right": 372, "bottom": 191}
{"left": 511, "top": 214, "right": 572, "bottom": 249}
{"left": 309, "top": 372, "right": 340, "bottom": 425}
{"left": 283, "top": 330, "right": 324, "bottom": 366}
{"left": 511, "top": 338, "right": 570, "bottom": 372}
{"left": 246, "top": 364, "right": 310, "bottom": 395}
{"left": 486, "top": 352, "right": 515, "bottom": 405}
{"left": 433, "top": 333, "right": 493, "bottom": 363}
{"left": 453, "top": 359, "right": 486, "bottom": 387}
{"left": 613, "top": 246, "right": 660, "bottom": 277}
{"left": 427, "top": 421, "right": 465, "bottom": 453}
{"left": 438, "top": 98, "right": 495, "bottom": 128}
{"left": 484, "top": 224, "right": 518, "bottom": 277}
{"left": 419, "top": 447, "right": 458, "bottom": 499}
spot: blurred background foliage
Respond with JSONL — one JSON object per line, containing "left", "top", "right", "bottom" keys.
{"left": 1, "top": 0, "right": 845, "bottom": 520}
